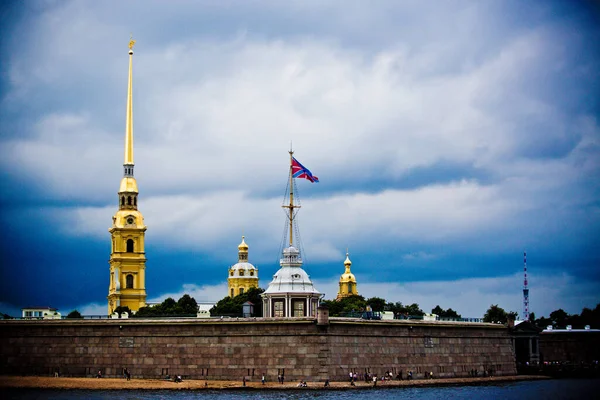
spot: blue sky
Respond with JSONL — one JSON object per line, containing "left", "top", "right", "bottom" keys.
{"left": 1, "top": 0, "right": 599, "bottom": 318}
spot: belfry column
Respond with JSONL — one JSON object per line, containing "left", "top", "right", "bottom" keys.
{"left": 107, "top": 38, "right": 148, "bottom": 314}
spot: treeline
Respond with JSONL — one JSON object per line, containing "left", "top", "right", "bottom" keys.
{"left": 209, "top": 288, "right": 265, "bottom": 317}
{"left": 320, "top": 295, "right": 426, "bottom": 317}
{"left": 132, "top": 294, "right": 198, "bottom": 317}
{"left": 532, "top": 303, "right": 600, "bottom": 329}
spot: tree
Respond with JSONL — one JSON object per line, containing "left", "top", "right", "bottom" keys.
{"left": 405, "top": 303, "right": 425, "bottom": 316}
{"left": 431, "top": 305, "right": 461, "bottom": 319}
{"left": 365, "top": 297, "right": 387, "bottom": 312}
{"left": 135, "top": 295, "right": 199, "bottom": 317}
{"left": 483, "top": 304, "right": 507, "bottom": 324}
{"left": 67, "top": 310, "right": 82, "bottom": 319}
{"left": 550, "top": 309, "right": 569, "bottom": 328}
{"left": 321, "top": 295, "right": 367, "bottom": 317}
{"left": 431, "top": 305, "right": 444, "bottom": 315}
{"left": 177, "top": 294, "right": 198, "bottom": 315}
{"left": 210, "top": 288, "right": 265, "bottom": 317}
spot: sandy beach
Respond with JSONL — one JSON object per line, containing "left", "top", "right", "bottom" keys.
{"left": 0, "top": 375, "right": 549, "bottom": 390}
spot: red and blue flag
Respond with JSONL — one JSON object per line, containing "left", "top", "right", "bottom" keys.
{"left": 292, "top": 157, "right": 319, "bottom": 183}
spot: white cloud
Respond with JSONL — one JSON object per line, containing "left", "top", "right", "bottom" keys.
{"left": 1, "top": 1, "right": 598, "bottom": 315}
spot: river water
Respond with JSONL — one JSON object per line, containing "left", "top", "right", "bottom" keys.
{"left": 4, "top": 379, "right": 598, "bottom": 399}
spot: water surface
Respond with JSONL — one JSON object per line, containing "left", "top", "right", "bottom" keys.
{"left": 4, "top": 379, "right": 598, "bottom": 400}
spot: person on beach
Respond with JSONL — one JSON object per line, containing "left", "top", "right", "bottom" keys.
{"left": 324, "top": 379, "right": 330, "bottom": 387}
{"left": 97, "top": 370, "right": 102, "bottom": 378}
{"left": 278, "top": 374, "right": 281, "bottom": 384}
{"left": 262, "top": 374, "right": 265, "bottom": 385}
{"left": 243, "top": 376, "right": 246, "bottom": 387}
{"left": 372, "top": 375, "right": 377, "bottom": 386}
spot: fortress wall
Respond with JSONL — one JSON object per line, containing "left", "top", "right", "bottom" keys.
{"left": 0, "top": 318, "right": 515, "bottom": 381}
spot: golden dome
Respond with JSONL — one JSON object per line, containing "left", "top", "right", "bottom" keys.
{"left": 339, "top": 253, "right": 357, "bottom": 283}
{"left": 344, "top": 253, "right": 352, "bottom": 266}
{"left": 238, "top": 236, "right": 249, "bottom": 251}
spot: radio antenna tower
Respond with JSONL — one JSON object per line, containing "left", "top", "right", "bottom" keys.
{"left": 522, "top": 251, "right": 529, "bottom": 321}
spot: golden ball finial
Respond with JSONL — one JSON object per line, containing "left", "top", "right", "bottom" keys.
{"left": 129, "top": 34, "right": 136, "bottom": 51}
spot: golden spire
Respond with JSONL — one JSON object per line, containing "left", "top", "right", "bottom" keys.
{"left": 124, "top": 36, "right": 135, "bottom": 166}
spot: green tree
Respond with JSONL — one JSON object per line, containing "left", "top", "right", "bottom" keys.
{"left": 431, "top": 305, "right": 444, "bottom": 315}
{"left": 405, "top": 303, "right": 425, "bottom": 316}
{"left": 134, "top": 295, "right": 199, "bottom": 317}
{"left": 177, "top": 294, "right": 198, "bottom": 314}
{"left": 550, "top": 309, "right": 569, "bottom": 328}
{"left": 365, "top": 297, "right": 387, "bottom": 312}
{"left": 483, "top": 304, "right": 508, "bottom": 324}
{"left": 431, "top": 305, "right": 461, "bottom": 319}
{"left": 66, "top": 310, "right": 82, "bottom": 319}
{"left": 210, "top": 288, "right": 265, "bottom": 317}
{"left": 320, "top": 295, "right": 367, "bottom": 317}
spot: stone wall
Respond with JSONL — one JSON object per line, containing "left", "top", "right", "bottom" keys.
{"left": 0, "top": 318, "right": 516, "bottom": 381}
{"left": 539, "top": 331, "right": 600, "bottom": 364}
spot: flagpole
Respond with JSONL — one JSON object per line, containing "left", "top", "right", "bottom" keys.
{"left": 288, "top": 149, "right": 294, "bottom": 247}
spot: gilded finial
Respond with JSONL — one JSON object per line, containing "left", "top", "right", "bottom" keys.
{"left": 129, "top": 34, "right": 136, "bottom": 50}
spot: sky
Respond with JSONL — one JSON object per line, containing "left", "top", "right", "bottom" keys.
{"left": 1, "top": 0, "right": 599, "bottom": 319}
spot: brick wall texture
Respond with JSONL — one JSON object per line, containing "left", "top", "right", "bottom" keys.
{"left": 0, "top": 318, "right": 516, "bottom": 381}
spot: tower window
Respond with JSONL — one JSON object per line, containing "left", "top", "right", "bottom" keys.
{"left": 231, "top": 288, "right": 234, "bottom": 297}
{"left": 126, "top": 274, "right": 134, "bottom": 289}
{"left": 134, "top": 197, "right": 137, "bottom": 206}
{"left": 239, "top": 288, "right": 244, "bottom": 295}
{"left": 126, "top": 239, "right": 134, "bottom": 253}
{"left": 121, "top": 196, "right": 125, "bottom": 206}
{"left": 128, "top": 196, "right": 132, "bottom": 205}
{"left": 239, "top": 270, "right": 244, "bottom": 276}
{"left": 250, "top": 271, "right": 254, "bottom": 276}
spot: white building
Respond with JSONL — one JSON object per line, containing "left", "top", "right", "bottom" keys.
{"left": 262, "top": 246, "right": 323, "bottom": 317}
{"left": 21, "top": 307, "right": 61, "bottom": 319}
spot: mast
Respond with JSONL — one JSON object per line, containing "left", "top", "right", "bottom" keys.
{"left": 282, "top": 149, "right": 301, "bottom": 247}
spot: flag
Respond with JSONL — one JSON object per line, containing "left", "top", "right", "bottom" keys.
{"left": 291, "top": 157, "right": 319, "bottom": 183}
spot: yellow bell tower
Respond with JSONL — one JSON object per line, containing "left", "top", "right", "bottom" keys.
{"left": 227, "top": 236, "right": 259, "bottom": 297}
{"left": 337, "top": 252, "right": 359, "bottom": 300}
{"left": 107, "top": 38, "right": 147, "bottom": 314}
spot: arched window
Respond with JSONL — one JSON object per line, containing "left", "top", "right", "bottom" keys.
{"left": 126, "top": 274, "right": 134, "bottom": 289}
{"left": 128, "top": 196, "right": 132, "bottom": 205}
{"left": 121, "top": 196, "right": 125, "bottom": 206}
{"left": 239, "top": 288, "right": 244, "bottom": 295}
{"left": 126, "top": 239, "right": 134, "bottom": 253}
{"left": 231, "top": 288, "right": 234, "bottom": 297}
{"left": 239, "top": 270, "right": 244, "bottom": 276}
{"left": 134, "top": 197, "right": 137, "bottom": 206}
{"left": 348, "top": 282, "right": 353, "bottom": 293}
{"left": 250, "top": 271, "right": 254, "bottom": 276}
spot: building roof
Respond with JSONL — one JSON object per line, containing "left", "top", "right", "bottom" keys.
{"left": 264, "top": 266, "right": 321, "bottom": 295}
